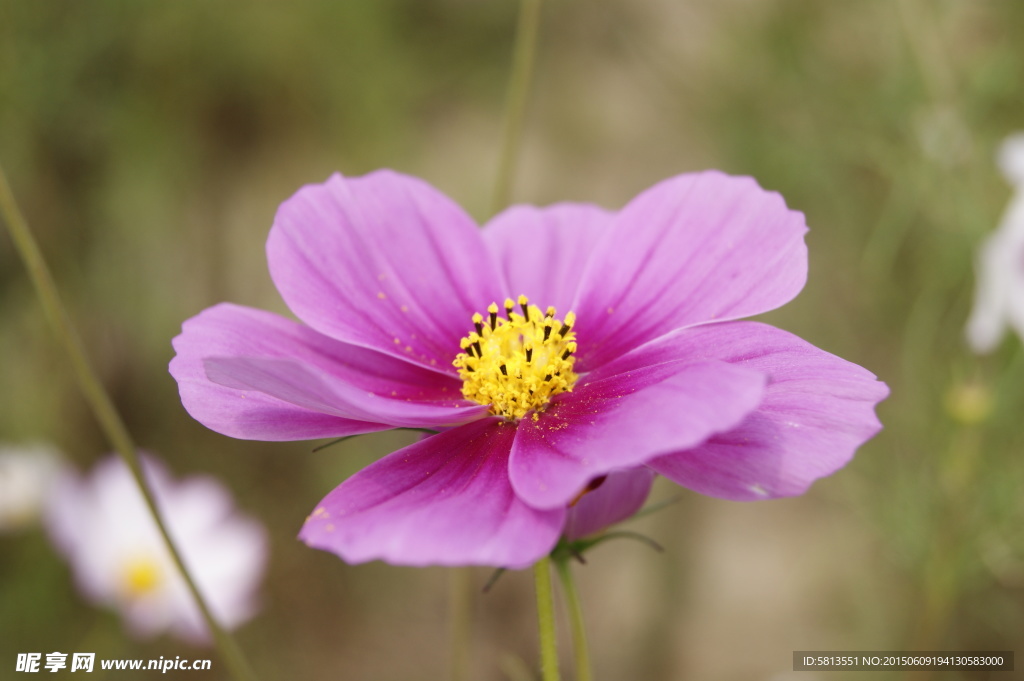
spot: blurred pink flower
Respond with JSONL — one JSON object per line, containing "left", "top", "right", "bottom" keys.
{"left": 45, "top": 455, "right": 266, "bottom": 643}
{"left": 171, "top": 170, "right": 887, "bottom": 567}
{"left": 966, "top": 133, "right": 1024, "bottom": 353}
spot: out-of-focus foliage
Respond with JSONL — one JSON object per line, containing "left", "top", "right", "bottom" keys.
{"left": 2, "top": 1, "right": 1022, "bottom": 679}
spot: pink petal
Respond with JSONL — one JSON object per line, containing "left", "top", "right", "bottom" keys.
{"left": 299, "top": 419, "right": 565, "bottom": 567}
{"left": 509, "top": 359, "right": 766, "bottom": 509}
{"left": 204, "top": 356, "right": 487, "bottom": 429}
{"left": 267, "top": 171, "right": 507, "bottom": 370}
{"left": 171, "top": 303, "right": 471, "bottom": 440}
{"left": 572, "top": 171, "right": 808, "bottom": 369}
{"left": 483, "top": 203, "right": 612, "bottom": 316}
{"left": 563, "top": 468, "right": 656, "bottom": 541}
{"left": 647, "top": 322, "right": 888, "bottom": 500}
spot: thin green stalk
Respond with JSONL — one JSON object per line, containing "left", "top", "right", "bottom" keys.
{"left": 449, "top": 567, "right": 472, "bottom": 681}
{"left": 554, "top": 558, "right": 592, "bottom": 681}
{"left": 490, "top": 0, "right": 543, "bottom": 216}
{"left": 534, "top": 556, "right": 561, "bottom": 681}
{"left": 473, "top": 1, "right": 547, "bottom": 676}
{"left": 0, "top": 164, "right": 258, "bottom": 681}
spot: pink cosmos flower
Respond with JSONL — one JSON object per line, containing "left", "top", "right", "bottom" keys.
{"left": 170, "top": 170, "right": 887, "bottom": 568}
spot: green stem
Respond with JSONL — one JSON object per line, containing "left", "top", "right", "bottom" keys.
{"left": 0, "top": 164, "right": 258, "bottom": 681}
{"left": 449, "top": 567, "right": 472, "bottom": 681}
{"left": 554, "top": 558, "right": 592, "bottom": 681}
{"left": 490, "top": 0, "right": 543, "bottom": 216}
{"left": 534, "top": 557, "right": 561, "bottom": 681}
{"left": 449, "top": 3, "right": 546, "bottom": 677}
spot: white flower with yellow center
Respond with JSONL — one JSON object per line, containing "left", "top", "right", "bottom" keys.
{"left": 44, "top": 455, "right": 267, "bottom": 642}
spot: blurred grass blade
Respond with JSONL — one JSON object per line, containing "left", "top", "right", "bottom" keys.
{"left": 490, "top": 0, "right": 543, "bottom": 216}
{"left": 0, "top": 162, "right": 259, "bottom": 681}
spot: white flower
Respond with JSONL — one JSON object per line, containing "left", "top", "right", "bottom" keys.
{"left": 0, "top": 443, "right": 61, "bottom": 532}
{"left": 44, "top": 454, "right": 267, "bottom": 643}
{"left": 966, "top": 133, "right": 1024, "bottom": 353}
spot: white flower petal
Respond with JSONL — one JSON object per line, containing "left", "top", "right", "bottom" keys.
{"left": 966, "top": 134, "right": 1024, "bottom": 354}
{"left": 997, "top": 132, "right": 1024, "bottom": 186}
{"left": 43, "top": 455, "right": 267, "bottom": 644}
{"left": 0, "top": 444, "right": 62, "bottom": 532}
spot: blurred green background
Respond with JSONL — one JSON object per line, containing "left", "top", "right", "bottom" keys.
{"left": 2, "top": 1, "right": 1023, "bottom": 679}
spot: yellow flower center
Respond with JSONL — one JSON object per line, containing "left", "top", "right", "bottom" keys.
{"left": 120, "top": 555, "right": 164, "bottom": 598}
{"left": 454, "top": 295, "right": 578, "bottom": 421}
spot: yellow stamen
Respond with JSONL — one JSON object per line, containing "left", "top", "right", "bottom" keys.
{"left": 121, "top": 555, "right": 164, "bottom": 598}
{"left": 454, "top": 295, "right": 578, "bottom": 421}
